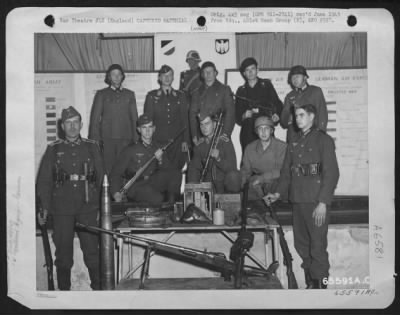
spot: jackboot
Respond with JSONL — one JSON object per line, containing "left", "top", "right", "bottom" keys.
{"left": 312, "top": 278, "right": 328, "bottom": 289}
{"left": 304, "top": 269, "right": 314, "bottom": 289}
{"left": 56, "top": 268, "right": 71, "bottom": 290}
{"left": 88, "top": 266, "right": 101, "bottom": 290}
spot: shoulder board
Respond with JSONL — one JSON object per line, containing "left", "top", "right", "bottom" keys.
{"left": 238, "top": 84, "right": 246, "bottom": 90}
{"left": 220, "top": 136, "right": 230, "bottom": 143}
{"left": 48, "top": 139, "right": 64, "bottom": 147}
{"left": 82, "top": 138, "right": 98, "bottom": 144}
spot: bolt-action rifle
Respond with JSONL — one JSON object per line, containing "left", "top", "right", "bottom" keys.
{"left": 37, "top": 196, "right": 54, "bottom": 290}
{"left": 119, "top": 127, "right": 186, "bottom": 197}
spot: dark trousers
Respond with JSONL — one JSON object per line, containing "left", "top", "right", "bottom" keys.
{"left": 127, "top": 169, "right": 182, "bottom": 205}
{"left": 214, "top": 170, "right": 242, "bottom": 194}
{"left": 52, "top": 211, "right": 100, "bottom": 290}
{"left": 103, "top": 138, "right": 132, "bottom": 174}
{"left": 292, "top": 202, "right": 330, "bottom": 280}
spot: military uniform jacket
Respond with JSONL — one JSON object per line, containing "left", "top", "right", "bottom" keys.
{"left": 276, "top": 128, "right": 339, "bottom": 205}
{"left": 241, "top": 137, "right": 287, "bottom": 184}
{"left": 110, "top": 140, "right": 172, "bottom": 195}
{"left": 235, "top": 78, "right": 283, "bottom": 126}
{"left": 36, "top": 137, "right": 105, "bottom": 215}
{"left": 190, "top": 80, "right": 235, "bottom": 140}
{"left": 144, "top": 88, "right": 189, "bottom": 143}
{"left": 188, "top": 136, "right": 237, "bottom": 183}
{"left": 179, "top": 68, "right": 202, "bottom": 97}
{"left": 281, "top": 85, "right": 328, "bottom": 132}
{"left": 89, "top": 86, "right": 139, "bottom": 141}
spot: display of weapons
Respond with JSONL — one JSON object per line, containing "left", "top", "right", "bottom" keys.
{"left": 76, "top": 222, "right": 274, "bottom": 289}
{"left": 229, "top": 182, "right": 254, "bottom": 288}
{"left": 119, "top": 127, "right": 186, "bottom": 196}
{"left": 199, "top": 111, "right": 224, "bottom": 182}
{"left": 233, "top": 93, "right": 276, "bottom": 118}
{"left": 36, "top": 196, "right": 55, "bottom": 290}
{"left": 264, "top": 201, "right": 298, "bottom": 289}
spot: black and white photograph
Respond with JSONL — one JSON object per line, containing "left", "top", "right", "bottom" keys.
{"left": 6, "top": 7, "right": 395, "bottom": 309}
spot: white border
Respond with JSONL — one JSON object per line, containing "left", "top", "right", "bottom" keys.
{"left": 6, "top": 7, "right": 395, "bottom": 309}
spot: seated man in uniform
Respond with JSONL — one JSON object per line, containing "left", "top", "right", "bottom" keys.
{"left": 187, "top": 112, "right": 241, "bottom": 194}
{"left": 241, "top": 116, "right": 287, "bottom": 201}
{"left": 111, "top": 114, "right": 182, "bottom": 205}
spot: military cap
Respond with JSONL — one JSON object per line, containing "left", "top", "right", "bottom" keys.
{"left": 186, "top": 50, "right": 202, "bottom": 62}
{"left": 158, "top": 64, "right": 174, "bottom": 75}
{"left": 61, "top": 106, "right": 81, "bottom": 122}
{"left": 137, "top": 114, "right": 153, "bottom": 127}
{"left": 240, "top": 57, "right": 258, "bottom": 73}
{"left": 201, "top": 61, "right": 217, "bottom": 72}
{"left": 254, "top": 116, "right": 274, "bottom": 130}
{"left": 288, "top": 65, "right": 309, "bottom": 79}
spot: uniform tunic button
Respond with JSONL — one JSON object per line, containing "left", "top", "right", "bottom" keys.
{"left": 72, "top": 163, "right": 76, "bottom": 166}
{"left": 298, "top": 154, "right": 302, "bottom": 158}
{"left": 73, "top": 184, "right": 77, "bottom": 187}
{"left": 301, "top": 145, "right": 304, "bottom": 148}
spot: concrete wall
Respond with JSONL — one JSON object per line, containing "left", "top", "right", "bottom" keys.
{"left": 36, "top": 224, "right": 369, "bottom": 290}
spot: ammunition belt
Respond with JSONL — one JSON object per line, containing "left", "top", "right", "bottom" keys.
{"left": 291, "top": 163, "right": 321, "bottom": 176}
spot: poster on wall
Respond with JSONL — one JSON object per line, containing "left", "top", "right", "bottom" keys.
{"left": 34, "top": 72, "right": 158, "bottom": 173}
{"left": 227, "top": 68, "right": 368, "bottom": 195}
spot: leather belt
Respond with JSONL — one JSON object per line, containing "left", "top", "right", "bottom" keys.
{"left": 291, "top": 163, "right": 321, "bottom": 176}
{"left": 66, "top": 174, "right": 88, "bottom": 181}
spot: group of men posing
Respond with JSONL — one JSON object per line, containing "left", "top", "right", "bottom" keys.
{"left": 36, "top": 50, "right": 339, "bottom": 290}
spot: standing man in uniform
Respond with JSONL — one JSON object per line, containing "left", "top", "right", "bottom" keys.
{"left": 188, "top": 113, "right": 241, "bottom": 194}
{"left": 179, "top": 50, "right": 203, "bottom": 99}
{"left": 111, "top": 114, "right": 182, "bottom": 205}
{"left": 240, "top": 116, "right": 287, "bottom": 201}
{"left": 189, "top": 61, "right": 235, "bottom": 146}
{"left": 89, "top": 64, "right": 139, "bottom": 174}
{"left": 265, "top": 104, "right": 339, "bottom": 289}
{"left": 37, "top": 106, "right": 104, "bottom": 290}
{"left": 280, "top": 65, "right": 328, "bottom": 143}
{"left": 144, "top": 64, "right": 189, "bottom": 170}
{"left": 235, "top": 57, "right": 283, "bottom": 153}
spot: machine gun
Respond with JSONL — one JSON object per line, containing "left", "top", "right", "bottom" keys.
{"left": 229, "top": 182, "right": 255, "bottom": 288}
{"left": 76, "top": 222, "right": 274, "bottom": 289}
{"left": 233, "top": 94, "right": 276, "bottom": 118}
{"left": 36, "top": 196, "right": 55, "bottom": 290}
{"left": 119, "top": 127, "right": 186, "bottom": 197}
{"left": 264, "top": 202, "right": 298, "bottom": 289}
{"left": 200, "top": 111, "right": 224, "bottom": 182}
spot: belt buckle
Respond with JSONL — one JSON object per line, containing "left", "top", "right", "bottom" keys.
{"left": 310, "top": 164, "right": 318, "bottom": 175}
{"left": 70, "top": 174, "right": 79, "bottom": 181}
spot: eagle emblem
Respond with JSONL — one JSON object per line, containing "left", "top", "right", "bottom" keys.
{"left": 215, "top": 39, "right": 229, "bottom": 54}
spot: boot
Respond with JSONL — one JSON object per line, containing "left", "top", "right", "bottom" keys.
{"left": 312, "top": 278, "right": 328, "bottom": 289}
{"left": 88, "top": 266, "right": 101, "bottom": 290}
{"left": 304, "top": 269, "right": 314, "bottom": 289}
{"left": 56, "top": 268, "right": 71, "bottom": 290}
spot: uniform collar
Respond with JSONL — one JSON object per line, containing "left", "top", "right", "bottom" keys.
{"left": 295, "top": 83, "right": 308, "bottom": 93}
{"left": 110, "top": 85, "right": 123, "bottom": 92}
{"left": 141, "top": 139, "right": 154, "bottom": 148}
{"left": 245, "top": 77, "right": 260, "bottom": 89}
{"left": 64, "top": 136, "right": 82, "bottom": 145}
{"left": 256, "top": 138, "right": 272, "bottom": 153}
{"left": 300, "top": 126, "right": 314, "bottom": 137}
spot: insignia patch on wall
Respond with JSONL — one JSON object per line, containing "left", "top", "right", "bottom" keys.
{"left": 215, "top": 39, "right": 230, "bottom": 54}
{"left": 161, "top": 40, "right": 175, "bottom": 56}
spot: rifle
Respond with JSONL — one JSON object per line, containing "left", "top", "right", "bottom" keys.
{"left": 76, "top": 222, "right": 273, "bottom": 289}
{"left": 37, "top": 196, "right": 55, "bottom": 290}
{"left": 119, "top": 127, "right": 186, "bottom": 196}
{"left": 229, "top": 182, "right": 254, "bottom": 288}
{"left": 233, "top": 94, "right": 276, "bottom": 118}
{"left": 265, "top": 202, "right": 298, "bottom": 289}
{"left": 200, "top": 112, "right": 223, "bottom": 182}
